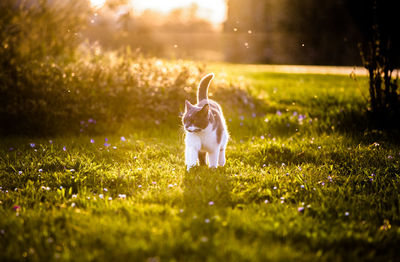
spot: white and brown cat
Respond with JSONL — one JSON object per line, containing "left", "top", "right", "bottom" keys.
{"left": 182, "top": 73, "right": 229, "bottom": 171}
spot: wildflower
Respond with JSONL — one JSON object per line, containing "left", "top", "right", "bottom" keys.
{"left": 298, "top": 207, "right": 305, "bottom": 212}
{"left": 30, "top": 143, "right": 35, "bottom": 148}
{"left": 205, "top": 218, "right": 210, "bottom": 223}
{"left": 38, "top": 169, "right": 43, "bottom": 172}
{"left": 273, "top": 186, "right": 277, "bottom": 190}
{"left": 120, "top": 136, "right": 126, "bottom": 142}
{"left": 103, "top": 188, "right": 108, "bottom": 192}
{"left": 13, "top": 205, "right": 21, "bottom": 211}
{"left": 49, "top": 140, "right": 53, "bottom": 144}
{"left": 71, "top": 203, "right": 76, "bottom": 207}
{"left": 113, "top": 146, "right": 117, "bottom": 149}
{"left": 300, "top": 185, "right": 305, "bottom": 189}
{"left": 179, "top": 209, "right": 184, "bottom": 213}
{"left": 104, "top": 143, "right": 110, "bottom": 147}
{"left": 18, "top": 171, "right": 22, "bottom": 175}
{"left": 9, "top": 147, "right": 14, "bottom": 151}
{"left": 138, "top": 185, "right": 142, "bottom": 188}
{"left": 63, "top": 146, "right": 66, "bottom": 151}
{"left": 208, "top": 201, "right": 214, "bottom": 206}
{"left": 260, "top": 135, "right": 265, "bottom": 139}
{"left": 105, "top": 138, "right": 108, "bottom": 142}
{"left": 99, "top": 194, "right": 103, "bottom": 199}
{"left": 72, "top": 194, "right": 77, "bottom": 198}
{"left": 344, "top": 212, "right": 349, "bottom": 216}
{"left": 264, "top": 118, "right": 269, "bottom": 123}
{"left": 152, "top": 181, "right": 157, "bottom": 185}
{"left": 264, "top": 200, "right": 269, "bottom": 204}
{"left": 108, "top": 197, "right": 112, "bottom": 201}
{"left": 388, "top": 155, "right": 393, "bottom": 159}
{"left": 276, "top": 110, "right": 282, "bottom": 116}
{"left": 90, "top": 139, "right": 95, "bottom": 144}
{"left": 88, "top": 118, "right": 94, "bottom": 123}
{"left": 168, "top": 184, "right": 173, "bottom": 188}
{"left": 70, "top": 169, "right": 75, "bottom": 172}
{"left": 118, "top": 194, "right": 126, "bottom": 199}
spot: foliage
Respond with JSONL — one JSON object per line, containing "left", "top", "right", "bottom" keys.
{"left": 1, "top": 67, "right": 400, "bottom": 261}
{"left": 354, "top": 0, "right": 400, "bottom": 127}
{"left": 0, "top": 1, "right": 256, "bottom": 136}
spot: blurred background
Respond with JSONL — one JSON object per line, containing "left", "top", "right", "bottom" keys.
{"left": 1, "top": 0, "right": 399, "bottom": 136}
{"left": 60, "top": 0, "right": 397, "bottom": 65}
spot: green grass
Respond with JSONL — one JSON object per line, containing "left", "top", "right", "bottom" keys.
{"left": 1, "top": 64, "right": 400, "bottom": 261}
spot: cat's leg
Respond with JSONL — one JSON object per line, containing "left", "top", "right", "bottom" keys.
{"left": 185, "top": 146, "right": 198, "bottom": 171}
{"left": 185, "top": 133, "right": 201, "bottom": 171}
{"left": 198, "top": 151, "right": 207, "bottom": 166}
{"left": 208, "top": 150, "right": 219, "bottom": 169}
{"left": 218, "top": 147, "right": 226, "bottom": 167}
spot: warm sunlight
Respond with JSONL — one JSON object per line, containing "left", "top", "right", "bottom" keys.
{"left": 90, "top": 0, "right": 106, "bottom": 9}
{"left": 130, "top": 0, "right": 227, "bottom": 25}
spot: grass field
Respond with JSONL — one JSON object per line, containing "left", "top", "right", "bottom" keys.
{"left": 1, "top": 64, "right": 400, "bottom": 261}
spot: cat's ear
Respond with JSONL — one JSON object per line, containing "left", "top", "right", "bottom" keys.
{"left": 200, "top": 103, "right": 210, "bottom": 113}
{"left": 185, "top": 100, "right": 193, "bottom": 111}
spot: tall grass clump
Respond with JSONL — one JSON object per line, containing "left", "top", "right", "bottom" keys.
{"left": 0, "top": 1, "right": 258, "bottom": 136}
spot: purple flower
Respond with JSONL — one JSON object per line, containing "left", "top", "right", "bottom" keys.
{"left": 298, "top": 114, "right": 306, "bottom": 121}
{"left": 88, "top": 118, "right": 94, "bottom": 123}
{"left": 80, "top": 121, "right": 85, "bottom": 125}
{"left": 293, "top": 111, "right": 298, "bottom": 116}
{"left": 388, "top": 155, "right": 393, "bottom": 159}
{"left": 9, "top": 147, "right": 14, "bottom": 151}
{"left": 120, "top": 136, "right": 126, "bottom": 142}
{"left": 63, "top": 146, "right": 66, "bottom": 151}
{"left": 49, "top": 140, "right": 53, "bottom": 144}
{"left": 276, "top": 110, "right": 282, "bottom": 116}
{"left": 13, "top": 205, "right": 21, "bottom": 211}
{"left": 104, "top": 138, "right": 108, "bottom": 142}
{"left": 298, "top": 207, "right": 304, "bottom": 212}
{"left": 29, "top": 143, "right": 35, "bottom": 148}
{"left": 104, "top": 143, "right": 110, "bottom": 147}
{"left": 90, "top": 139, "right": 95, "bottom": 144}
{"left": 208, "top": 201, "right": 214, "bottom": 206}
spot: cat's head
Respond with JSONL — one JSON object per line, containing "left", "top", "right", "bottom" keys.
{"left": 182, "top": 101, "right": 210, "bottom": 133}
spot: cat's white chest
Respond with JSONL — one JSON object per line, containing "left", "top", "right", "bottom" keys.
{"left": 185, "top": 124, "right": 218, "bottom": 153}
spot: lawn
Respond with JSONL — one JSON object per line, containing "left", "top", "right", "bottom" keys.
{"left": 1, "top": 64, "right": 400, "bottom": 261}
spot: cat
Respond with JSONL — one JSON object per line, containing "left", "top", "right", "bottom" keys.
{"left": 182, "top": 73, "right": 229, "bottom": 171}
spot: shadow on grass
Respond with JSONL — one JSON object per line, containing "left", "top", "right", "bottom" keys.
{"left": 183, "top": 167, "right": 233, "bottom": 212}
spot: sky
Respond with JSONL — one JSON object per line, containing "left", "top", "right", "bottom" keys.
{"left": 90, "top": 0, "right": 227, "bottom": 25}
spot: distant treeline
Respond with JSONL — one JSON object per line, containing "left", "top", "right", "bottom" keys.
{"left": 224, "top": 0, "right": 400, "bottom": 66}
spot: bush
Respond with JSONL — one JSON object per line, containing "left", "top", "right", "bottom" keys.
{"left": 0, "top": 1, "right": 259, "bottom": 136}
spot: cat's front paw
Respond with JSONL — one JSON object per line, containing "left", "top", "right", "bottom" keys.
{"left": 186, "top": 164, "right": 195, "bottom": 172}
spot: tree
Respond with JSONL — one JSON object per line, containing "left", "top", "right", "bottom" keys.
{"left": 349, "top": 0, "right": 400, "bottom": 126}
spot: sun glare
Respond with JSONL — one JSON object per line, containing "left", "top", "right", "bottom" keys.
{"left": 129, "top": 0, "right": 227, "bottom": 25}
{"left": 90, "top": 0, "right": 106, "bottom": 9}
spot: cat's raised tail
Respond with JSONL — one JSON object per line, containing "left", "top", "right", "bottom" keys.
{"left": 197, "top": 73, "right": 214, "bottom": 103}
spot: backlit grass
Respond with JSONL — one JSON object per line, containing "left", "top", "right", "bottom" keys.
{"left": 1, "top": 64, "right": 400, "bottom": 261}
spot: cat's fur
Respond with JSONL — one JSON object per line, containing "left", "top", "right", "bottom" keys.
{"left": 182, "top": 73, "right": 229, "bottom": 171}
